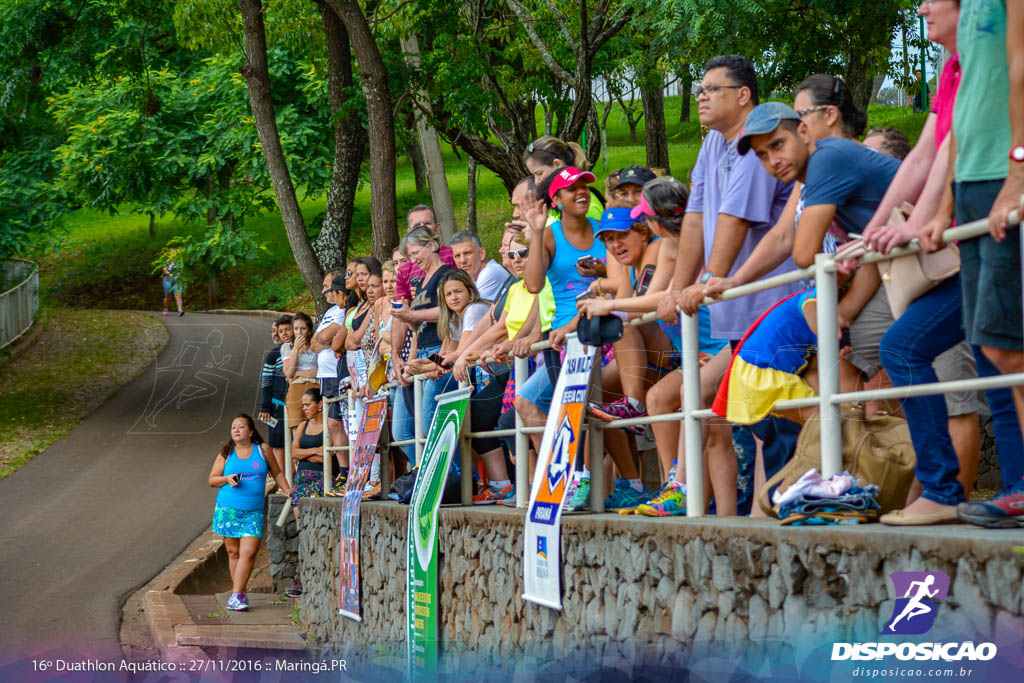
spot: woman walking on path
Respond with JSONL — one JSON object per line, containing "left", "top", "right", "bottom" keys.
{"left": 161, "top": 259, "right": 184, "bottom": 316}
{"left": 208, "top": 414, "right": 290, "bottom": 611}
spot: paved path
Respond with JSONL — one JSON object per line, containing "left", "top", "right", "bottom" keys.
{"left": 0, "top": 312, "right": 278, "bottom": 670}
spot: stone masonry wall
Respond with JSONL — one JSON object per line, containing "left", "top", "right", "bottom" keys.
{"left": 266, "top": 494, "right": 299, "bottom": 592}
{"left": 297, "top": 499, "right": 1024, "bottom": 676}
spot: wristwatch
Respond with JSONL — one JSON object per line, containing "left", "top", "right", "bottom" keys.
{"left": 699, "top": 270, "right": 715, "bottom": 284}
{"left": 1010, "top": 145, "right": 1024, "bottom": 163}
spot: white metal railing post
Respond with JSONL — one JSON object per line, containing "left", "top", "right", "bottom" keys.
{"left": 588, "top": 345, "right": 605, "bottom": 513}
{"left": 280, "top": 399, "right": 293, "bottom": 487}
{"left": 323, "top": 397, "right": 333, "bottom": 491}
{"left": 514, "top": 356, "right": 529, "bottom": 508}
{"left": 414, "top": 375, "right": 424, "bottom": 466}
{"left": 681, "top": 311, "right": 704, "bottom": 517}
{"left": 347, "top": 388, "right": 357, "bottom": 468}
{"left": 459, "top": 380, "right": 473, "bottom": 505}
{"left": 814, "top": 253, "right": 843, "bottom": 475}
{"left": 275, "top": 397, "right": 293, "bottom": 527}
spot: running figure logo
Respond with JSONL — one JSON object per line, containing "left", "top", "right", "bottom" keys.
{"left": 882, "top": 571, "right": 950, "bottom": 635}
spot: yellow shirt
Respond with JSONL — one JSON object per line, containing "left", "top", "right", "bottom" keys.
{"left": 503, "top": 279, "right": 555, "bottom": 338}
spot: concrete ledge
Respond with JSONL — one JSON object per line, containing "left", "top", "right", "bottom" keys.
{"left": 175, "top": 625, "right": 307, "bottom": 650}
{"left": 203, "top": 308, "right": 287, "bottom": 319}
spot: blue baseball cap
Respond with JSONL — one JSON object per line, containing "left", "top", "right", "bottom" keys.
{"left": 595, "top": 207, "right": 637, "bottom": 238}
{"left": 737, "top": 102, "right": 802, "bottom": 155}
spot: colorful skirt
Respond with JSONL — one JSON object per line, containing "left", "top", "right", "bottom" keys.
{"left": 291, "top": 468, "right": 324, "bottom": 508}
{"left": 212, "top": 503, "right": 264, "bottom": 538}
{"left": 712, "top": 355, "right": 816, "bottom": 425}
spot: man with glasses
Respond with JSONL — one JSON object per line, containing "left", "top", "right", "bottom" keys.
{"left": 662, "top": 54, "right": 802, "bottom": 514}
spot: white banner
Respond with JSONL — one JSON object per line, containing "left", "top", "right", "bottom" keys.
{"left": 523, "top": 336, "right": 594, "bottom": 609}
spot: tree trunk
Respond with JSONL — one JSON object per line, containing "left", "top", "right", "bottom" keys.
{"left": 584, "top": 103, "right": 600, "bottom": 169}
{"left": 843, "top": 48, "right": 879, "bottom": 112}
{"left": 405, "top": 115, "right": 428, "bottom": 193}
{"left": 526, "top": 97, "right": 538, "bottom": 140}
{"left": 641, "top": 77, "right": 670, "bottom": 175}
{"left": 466, "top": 158, "right": 477, "bottom": 232}
{"left": 148, "top": 212, "right": 155, "bottom": 238}
{"left": 678, "top": 67, "right": 692, "bottom": 123}
{"left": 238, "top": 0, "right": 324, "bottom": 306}
{"left": 325, "top": 0, "right": 399, "bottom": 262}
{"left": 401, "top": 34, "right": 457, "bottom": 244}
{"left": 313, "top": 0, "right": 366, "bottom": 272}
{"left": 207, "top": 274, "right": 219, "bottom": 309}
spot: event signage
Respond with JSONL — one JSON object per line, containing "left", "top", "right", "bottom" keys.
{"left": 338, "top": 397, "right": 388, "bottom": 621}
{"left": 406, "top": 387, "right": 471, "bottom": 677}
{"left": 523, "top": 336, "right": 594, "bottom": 609}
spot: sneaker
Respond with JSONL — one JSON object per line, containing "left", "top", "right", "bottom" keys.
{"left": 589, "top": 397, "right": 647, "bottom": 435}
{"left": 473, "top": 484, "right": 515, "bottom": 505}
{"left": 604, "top": 479, "right": 650, "bottom": 511}
{"left": 178, "top": 310, "right": 184, "bottom": 316}
{"left": 285, "top": 580, "right": 303, "bottom": 598}
{"left": 637, "top": 481, "right": 687, "bottom": 517}
{"left": 324, "top": 474, "right": 347, "bottom": 497}
{"left": 566, "top": 477, "right": 591, "bottom": 511}
{"left": 226, "top": 593, "right": 249, "bottom": 611}
{"left": 362, "top": 481, "right": 382, "bottom": 501}
{"left": 163, "top": 308, "right": 169, "bottom": 315}
{"left": 957, "top": 480, "right": 1024, "bottom": 528}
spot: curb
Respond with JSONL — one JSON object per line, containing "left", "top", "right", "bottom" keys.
{"left": 1, "top": 311, "right": 46, "bottom": 363}
{"left": 141, "top": 531, "right": 223, "bottom": 666}
{"left": 202, "top": 309, "right": 288, "bottom": 319}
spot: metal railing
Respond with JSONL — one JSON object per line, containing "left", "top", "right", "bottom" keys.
{"left": 0, "top": 259, "right": 40, "bottom": 350}
{"left": 294, "top": 209, "right": 1024, "bottom": 519}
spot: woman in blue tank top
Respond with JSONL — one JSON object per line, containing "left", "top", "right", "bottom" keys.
{"left": 208, "top": 414, "right": 290, "bottom": 611}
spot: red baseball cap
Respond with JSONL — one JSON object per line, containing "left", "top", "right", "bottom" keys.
{"left": 548, "top": 167, "right": 596, "bottom": 201}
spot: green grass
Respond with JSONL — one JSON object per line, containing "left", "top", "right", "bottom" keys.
{"left": 33, "top": 96, "right": 927, "bottom": 313}
{"left": 0, "top": 308, "right": 168, "bottom": 479}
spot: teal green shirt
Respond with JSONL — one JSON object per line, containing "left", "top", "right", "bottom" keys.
{"left": 954, "top": 0, "right": 1009, "bottom": 182}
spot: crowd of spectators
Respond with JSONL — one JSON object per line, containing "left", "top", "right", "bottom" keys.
{"left": 257, "top": 0, "right": 1024, "bottom": 529}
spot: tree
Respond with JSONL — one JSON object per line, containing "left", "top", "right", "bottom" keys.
{"left": 324, "top": 0, "right": 399, "bottom": 261}
{"left": 238, "top": 0, "right": 325, "bottom": 303}
{"left": 313, "top": 0, "right": 367, "bottom": 271}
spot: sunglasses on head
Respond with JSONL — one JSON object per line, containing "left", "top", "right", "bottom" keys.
{"left": 507, "top": 248, "right": 529, "bottom": 260}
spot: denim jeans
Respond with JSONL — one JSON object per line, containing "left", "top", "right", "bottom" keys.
{"left": 391, "top": 385, "right": 415, "bottom": 465}
{"left": 879, "top": 276, "right": 966, "bottom": 505}
{"left": 880, "top": 275, "right": 1024, "bottom": 502}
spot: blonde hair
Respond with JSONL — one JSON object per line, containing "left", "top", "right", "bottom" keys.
{"left": 382, "top": 260, "right": 395, "bottom": 275}
{"left": 437, "top": 270, "right": 483, "bottom": 345}
{"left": 522, "top": 136, "right": 588, "bottom": 171}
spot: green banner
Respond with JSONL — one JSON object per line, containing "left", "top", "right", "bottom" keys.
{"left": 406, "top": 386, "right": 470, "bottom": 678}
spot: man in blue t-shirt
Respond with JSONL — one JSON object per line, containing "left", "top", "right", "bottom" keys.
{"left": 738, "top": 102, "right": 901, "bottom": 383}
{"left": 737, "top": 102, "right": 900, "bottom": 267}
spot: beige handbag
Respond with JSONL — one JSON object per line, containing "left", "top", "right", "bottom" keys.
{"left": 878, "top": 203, "right": 960, "bottom": 318}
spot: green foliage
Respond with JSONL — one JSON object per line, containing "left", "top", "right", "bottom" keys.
{"left": 0, "top": 138, "right": 67, "bottom": 260}
{"left": 157, "top": 225, "right": 269, "bottom": 290}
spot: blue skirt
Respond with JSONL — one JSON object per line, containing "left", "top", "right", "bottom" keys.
{"left": 212, "top": 503, "right": 264, "bottom": 538}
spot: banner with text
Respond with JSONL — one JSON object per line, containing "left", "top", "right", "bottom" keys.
{"left": 339, "top": 397, "right": 388, "bottom": 621}
{"left": 523, "top": 336, "right": 594, "bottom": 610}
{"left": 406, "top": 387, "right": 471, "bottom": 677}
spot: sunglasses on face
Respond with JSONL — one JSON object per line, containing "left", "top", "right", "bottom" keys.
{"left": 507, "top": 248, "right": 529, "bottom": 260}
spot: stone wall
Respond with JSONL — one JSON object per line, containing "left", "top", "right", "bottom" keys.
{"left": 266, "top": 494, "right": 299, "bottom": 592}
{"left": 297, "top": 499, "right": 1024, "bottom": 676}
